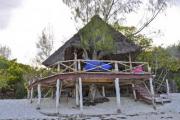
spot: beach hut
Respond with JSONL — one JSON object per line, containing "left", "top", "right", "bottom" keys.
{"left": 29, "top": 15, "right": 156, "bottom": 112}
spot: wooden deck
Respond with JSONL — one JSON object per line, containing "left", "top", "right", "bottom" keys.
{"left": 29, "top": 59, "right": 152, "bottom": 88}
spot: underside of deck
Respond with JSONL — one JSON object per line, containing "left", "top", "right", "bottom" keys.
{"left": 29, "top": 72, "right": 152, "bottom": 88}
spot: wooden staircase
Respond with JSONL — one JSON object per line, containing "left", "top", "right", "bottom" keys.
{"left": 134, "top": 83, "right": 171, "bottom": 104}
{"left": 135, "top": 84, "right": 153, "bottom": 104}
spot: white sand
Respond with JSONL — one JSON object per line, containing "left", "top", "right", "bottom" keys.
{"left": 0, "top": 99, "right": 56, "bottom": 119}
{"left": 1, "top": 93, "right": 180, "bottom": 119}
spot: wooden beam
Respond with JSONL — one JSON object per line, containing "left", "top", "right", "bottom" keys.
{"left": 37, "top": 84, "right": 41, "bottom": 109}
{"left": 79, "top": 77, "right": 83, "bottom": 111}
{"left": 82, "top": 78, "right": 113, "bottom": 83}
{"left": 56, "top": 79, "right": 60, "bottom": 112}
{"left": 30, "top": 72, "right": 151, "bottom": 88}
{"left": 149, "top": 78, "right": 154, "bottom": 96}
{"left": 51, "top": 88, "right": 54, "bottom": 99}
{"left": 132, "top": 83, "right": 137, "bottom": 100}
{"left": 27, "top": 89, "right": 30, "bottom": 99}
{"left": 57, "top": 63, "right": 60, "bottom": 72}
{"left": 75, "top": 80, "right": 79, "bottom": 106}
{"left": 102, "top": 86, "right": 105, "bottom": 97}
{"left": 149, "top": 77, "right": 156, "bottom": 109}
{"left": 115, "top": 78, "right": 121, "bottom": 113}
{"left": 78, "top": 60, "right": 81, "bottom": 72}
{"left": 27, "top": 81, "right": 31, "bottom": 99}
{"left": 166, "top": 79, "right": 170, "bottom": 96}
{"left": 129, "top": 53, "right": 132, "bottom": 70}
{"left": 59, "top": 80, "right": 62, "bottom": 103}
{"left": 30, "top": 87, "right": 33, "bottom": 103}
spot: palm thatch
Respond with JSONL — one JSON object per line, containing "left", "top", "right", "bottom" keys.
{"left": 43, "top": 15, "right": 140, "bottom": 66}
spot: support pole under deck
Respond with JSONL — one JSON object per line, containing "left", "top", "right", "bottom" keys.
{"left": 75, "top": 80, "right": 79, "bottom": 106}
{"left": 102, "top": 86, "right": 105, "bottom": 97}
{"left": 56, "top": 79, "right": 60, "bottom": 112}
{"left": 149, "top": 77, "right": 156, "bottom": 109}
{"left": 30, "top": 87, "right": 33, "bottom": 103}
{"left": 79, "top": 77, "right": 83, "bottom": 111}
{"left": 166, "top": 79, "right": 170, "bottom": 96}
{"left": 37, "top": 84, "right": 41, "bottom": 109}
{"left": 132, "top": 83, "right": 137, "bottom": 101}
{"left": 114, "top": 61, "right": 121, "bottom": 113}
{"left": 115, "top": 78, "right": 121, "bottom": 113}
{"left": 27, "top": 81, "right": 30, "bottom": 99}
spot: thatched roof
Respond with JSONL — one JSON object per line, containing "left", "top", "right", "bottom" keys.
{"left": 43, "top": 15, "right": 140, "bottom": 66}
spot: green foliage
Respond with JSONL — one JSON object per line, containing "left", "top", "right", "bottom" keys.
{"left": 137, "top": 47, "right": 180, "bottom": 72}
{"left": 166, "top": 41, "right": 180, "bottom": 60}
{"left": 79, "top": 16, "right": 115, "bottom": 59}
{"left": 113, "top": 23, "right": 152, "bottom": 50}
{"left": 15, "top": 82, "right": 26, "bottom": 99}
{"left": 0, "top": 56, "right": 44, "bottom": 99}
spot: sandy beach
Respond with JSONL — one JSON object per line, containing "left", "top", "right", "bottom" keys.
{"left": 0, "top": 93, "right": 180, "bottom": 119}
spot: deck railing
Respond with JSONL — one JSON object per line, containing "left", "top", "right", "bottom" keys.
{"left": 49, "top": 59, "right": 151, "bottom": 74}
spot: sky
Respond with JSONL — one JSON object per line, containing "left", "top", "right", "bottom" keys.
{"left": 0, "top": 0, "right": 180, "bottom": 65}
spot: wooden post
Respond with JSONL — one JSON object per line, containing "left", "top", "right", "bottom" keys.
{"left": 51, "top": 88, "right": 54, "bottom": 99}
{"left": 114, "top": 62, "right": 121, "bottom": 113}
{"left": 78, "top": 60, "right": 81, "bottom": 72}
{"left": 30, "top": 87, "right": 33, "bottom": 103}
{"left": 37, "top": 84, "right": 41, "bottom": 109}
{"left": 149, "top": 77, "right": 156, "bottom": 109}
{"left": 56, "top": 79, "right": 60, "bottom": 112}
{"left": 79, "top": 77, "right": 83, "bottom": 111}
{"left": 57, "top": 63, "right": 60, "bottom": 72}
{"left": 59, "top": 80, "right": 62, "bottom": 103}
{"left": 27, "top": 89, "right": 30, "bottom": 99}
{"left": 75, "top": 80, "right": 79, "bottom": 106}
{"left": 166, "top": 79, "right": 170, "bottom": 96}
{"left": 27, "top": 81, "right": 30, "bottom": 99}
{"left": 115, "top": 78, "right": 121, "bottom": 113}
{"left": 149, "top": 78, "right": 154, "bottom": 96}
{"left": 129, "top": 53, "right": 132, "bottom": 71}
{"left": 102, "top": 86, "right": 105, "bottom": 97}
{"left": 115, "top": 61, "right": 118, "bottom": 72}
{"left": 148, "top": 64, "right": 151, "bottom": 73}
{"left": 132, "top": 83, "right": 137, "bottom": 100}
{"left": 74, "top": 51, "right": 77, "bottom": 71}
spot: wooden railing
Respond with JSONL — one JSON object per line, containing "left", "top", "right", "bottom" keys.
{"left": 49, "top": 59, "right": 151, "bottom": 74}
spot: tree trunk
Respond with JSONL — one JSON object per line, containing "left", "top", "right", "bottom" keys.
{"left": 88, "top": 84, "right": 102, "bottom": 102}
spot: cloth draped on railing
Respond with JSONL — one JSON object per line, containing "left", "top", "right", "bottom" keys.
{"left": 83, "top": 60, "right": 112, "bottom": 71}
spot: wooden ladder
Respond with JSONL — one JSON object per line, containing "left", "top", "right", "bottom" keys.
{"left": 135, "top": 84, "right": 153, "bottom": 104}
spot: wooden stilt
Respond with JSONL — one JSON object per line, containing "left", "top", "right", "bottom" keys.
{"left": 79, "top": 77, "right": 83, "bottom": 111}
{"left": 75, "top": 80, "right": 79, "bottom": 106}
{"left": 166, "top": 79, "right": 170, "bottom": 96}
{"left": 56, "top": 79, "right": 60, "bottom": 112}
{"left": 102, "top": 86, "right": 105, "bottom": 97}
{"left": 129, "top": 53, "right": 132, "bottom": 70}
{"left": 27, "top": 81, "right": 31, "bottom": 99}
{"left": 114, "top": 61, "right": 121, "bottom": 113}
{"left": 57, "top": 63, "right": 60, "bottom": 72}
{"left": 37, "top": 84, "right": 41, "bottom": 109}
{"left": 59, "top": 80, "right": 62, "bottom": 103}
{"left": 115, "top": 78, "right": 121, "bottom": 113}
{"left": 51, "top": 88, "right": 54, "bottom": 99}
{"left": 149, "top": 77, "right": 156, "bottom": 109}
{"left": 132, "top": 83, "right": 137, "bottom": 100}
{"left": 30, "top": 87, "right": 33, "bottom": 103}
{"left": 27, "top": 89, "right": 30, "bottom": 99}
